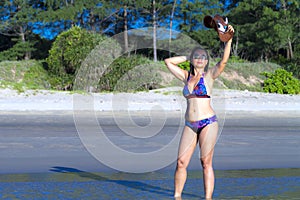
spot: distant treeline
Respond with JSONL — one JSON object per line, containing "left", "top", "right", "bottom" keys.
{"left": 0, "top": 0, "right": 299, "bottom": 93}
{"left": 0, "top": 0, "right": 299, "bottom": 62}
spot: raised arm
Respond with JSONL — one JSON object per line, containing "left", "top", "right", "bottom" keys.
{"left": 211, "top": 25, "right": 234, "bottom": 79}
{"left": 164, "top": 56, "right": 189, "bottom": 82}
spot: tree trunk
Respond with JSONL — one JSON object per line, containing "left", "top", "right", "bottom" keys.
{"left": 89, "top": 10, "right": 96, "bottom": 32}
{"left": 233, "top": 29, "right": 238, "bottom": 56}
{"left": 288, "top": 37, "right": 293, "bottom": 59}
{"left": 281, "top": 0, "right": 293, "bottom": 60}
{"left": 169, "top": 0, "right": 177, "bottom": 55}
{"left": 124, "top": 5, "right": 129, "bottom": 54}
{"left": 153, "top": 0, "right": 157, "bottom": 62}
{"left": 20, "top": 26, "right": 30, "bottom": 60}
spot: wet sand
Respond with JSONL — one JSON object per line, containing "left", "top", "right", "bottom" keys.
{"left": 0, "top": 110, "right": 299, "bottom": 174}
{"left": 0, "top": 108, "right": 299, "bottom": 199}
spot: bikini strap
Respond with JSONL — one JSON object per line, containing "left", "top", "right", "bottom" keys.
{"left": 199, "top": 72, "right": 205, "bottom": 84}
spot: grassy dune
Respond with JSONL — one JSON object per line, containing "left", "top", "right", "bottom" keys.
{"left": 0, "top": 59, "right": 280, "bottom": 93}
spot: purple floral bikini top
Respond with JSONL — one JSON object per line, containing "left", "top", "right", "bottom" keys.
{"left": 183, "top": 72, "right": 210, "bottom": 99}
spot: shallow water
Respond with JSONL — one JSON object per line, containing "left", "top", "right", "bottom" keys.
{"left": 1, "top": 168, "right": 299, "bottom": 199}
{"left": 1, "top": 112, "right": 299, "bottom": 199}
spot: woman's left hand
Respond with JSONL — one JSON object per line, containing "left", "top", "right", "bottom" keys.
{"left": 227, "top": 25, "right": 234, "bottom": 34}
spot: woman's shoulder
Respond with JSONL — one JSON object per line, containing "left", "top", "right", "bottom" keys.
{"left": 204, "top": 69, "right": 214, "bottom": 79}
{"left": 204, "top": 70, "right": 215, "bottom": 85}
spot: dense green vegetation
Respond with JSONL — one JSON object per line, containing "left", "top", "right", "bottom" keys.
{"left": 0, "top": 57, "right": 288, "bottom": 94}
{"left": 46, "top": 26, "right": 107, "bottom": 90}
{"left": 0, "top": 0, "right": 299, "bottom": 94}
{"left": 262, "top": 68, "right": 300, "bottom": 94}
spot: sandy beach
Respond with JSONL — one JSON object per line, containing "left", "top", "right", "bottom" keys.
{"left": 0, "top": 88, "right": 300, "bottom": 199}
{"left": 0, "top": 87, "right": 300, "bottom": 112}
{"left": 1, "top": 87, "right": 299, "bottom": 172}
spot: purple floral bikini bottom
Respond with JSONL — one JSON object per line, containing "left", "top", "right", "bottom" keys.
{"left": 185, "top": 115, "right": 217, "bottom": 134}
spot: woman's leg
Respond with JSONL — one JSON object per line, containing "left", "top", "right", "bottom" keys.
{"left": 198, "top": 122, "right": 218, "bottom": 199}
{"left": 174, "top": 126, "right": 198, "bottom": 197}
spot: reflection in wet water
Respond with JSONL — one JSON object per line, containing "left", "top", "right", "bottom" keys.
{"left": 0, "top": 168, "right": 299, "bottom": 199}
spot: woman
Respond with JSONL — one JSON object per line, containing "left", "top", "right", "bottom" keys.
{"left": 164, "top": 25, "right": 234, "bottom": 199}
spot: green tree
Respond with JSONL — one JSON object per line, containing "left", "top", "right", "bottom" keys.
{"left": 229, "top": 0, "right": 267, "bottom": 61}
{"left": 38, "top": 0, "right": 107, "bottom": 33}
{"left": 40, "top": 0, "right": 82, "bottom": 26}
{"left": 0, "top": 0, "right": 40, "bottom": 60}
{"left": 256, "top": 5, "right": 281, "bottom": 62}
{"left": 229, "top": 0, "right": 300, "bottom": 62}
{"left": 256, "top": 0, "right": 299, "bottom": 62}
{"left": 104, "top": 0, "right": 151, "bottom": 53}
{"left": 276, "top": 0, "right": 299, "bottom": 60}
{"left": 46, "top": 26, "right": 106, "bottom": 90}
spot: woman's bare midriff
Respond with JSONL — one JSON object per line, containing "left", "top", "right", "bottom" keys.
{"left": 185, "top": 98, "right": 215, "bottom": 121}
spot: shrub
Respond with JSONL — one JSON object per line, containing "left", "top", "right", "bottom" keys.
{"left": 46, "top": 26, "right": 106, "bottom": 90}
{"left": 261, "top": 68, "right": 300, "bottom": 94}
{"left": 98, "top": 55, "right": 162, "bottom": 92}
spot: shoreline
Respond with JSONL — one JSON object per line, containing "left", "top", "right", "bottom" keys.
{"left": 1, "top": 87, "right": 300, "bottom": 112}
{"left": 1, "top": 88, "right": 299, "bottom": 175}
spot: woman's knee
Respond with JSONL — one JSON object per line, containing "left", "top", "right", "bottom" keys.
{"left": 177, "top": 157, "right": 188, "bottom": 169}
{"left": 200, "top": 156, "right": 212, "bottom": 169}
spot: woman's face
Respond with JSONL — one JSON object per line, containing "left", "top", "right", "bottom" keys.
{"left": 192, "top": 50, "right": 208, "bottom": 69}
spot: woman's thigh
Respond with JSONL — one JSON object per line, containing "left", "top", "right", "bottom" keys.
{"left": 198, "top": 122, "right": 219, "bottom": 159}
{"left": 177, "top": 126, "right": 198, "bottom": 164}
